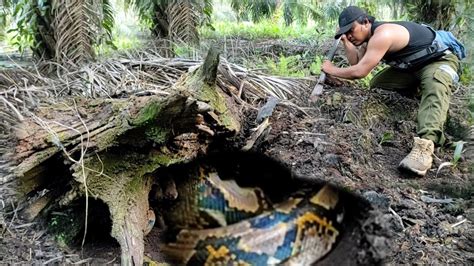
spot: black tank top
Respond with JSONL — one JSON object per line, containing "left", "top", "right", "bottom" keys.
{"left": 371, "top": 21, "right": 435, "bottom": 62}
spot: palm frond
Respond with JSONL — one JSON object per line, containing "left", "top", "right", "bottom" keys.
{"left": 52, "top": 0, "right": 99, "bottom": 66}
{"left": 230, "top": 0, "right": 277, "bottom": 23}
{"left": 0, "top": 50, "right": 309, "bottom": 118}
{"left": 249, "top": 0, "right": 277, "bottom": 23}
{"left": 283, "top": 1, "right": 293, "bottom": 26}
{"left": 168, "top": 0, "right": 200, "bottom": 44}
{"left": 200, "top": 0, "right": 213, "bottom": 29}
{"left": 101, "top": 0, "right": 115, "bottom": 42}
{"left": 404, "top": 0, "right": 469, "bottom": 33}
{"left": 0, "top": 0, "right": 12, "bottom": 41}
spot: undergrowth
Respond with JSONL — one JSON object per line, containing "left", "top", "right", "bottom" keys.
{"left": 239, "top": 54, "right": 325, "bottom": 77}
{"left": 201, "top": 19, "right": 328, "bottom": 41}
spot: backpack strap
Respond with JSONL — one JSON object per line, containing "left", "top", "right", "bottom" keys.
{"left": 386, "top": 25, "right": 448, "bottom": 70}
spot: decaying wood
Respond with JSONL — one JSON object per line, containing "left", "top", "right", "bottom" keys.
{"left": 10, "top": 47, "right": 241, "bottom": 265}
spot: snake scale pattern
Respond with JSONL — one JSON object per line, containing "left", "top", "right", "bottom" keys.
{"left": 155, "top": 164, "right": 344, "bottom": 265}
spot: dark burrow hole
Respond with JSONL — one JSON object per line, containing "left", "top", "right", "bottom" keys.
{"left": 47, "top": 197, "right": 120, "bottom": 261}
{"left": 145, "top": 151, "right": 377, "bottom": 265}
{"left": 23, "top": 154, "right": 72, "bottom": 200}
{"left": 18, "top": 153, "right": 120, "bottom": 262}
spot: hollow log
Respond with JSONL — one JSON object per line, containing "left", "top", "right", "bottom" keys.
{"left": 10, "top": 47, "right": 240, "bottom": 265}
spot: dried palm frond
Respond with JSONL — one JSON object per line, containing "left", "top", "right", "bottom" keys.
{"left": 1, "top": 54, "right": 312, "bottom": 104}
{"left": 52, "top": 0, "right": 101, "bottom": 66}
{"left": 0, "top": 54, "right": 310, "bottom": 113}
{"left": 167, "top": 0, "right": 200, "bottom": 44}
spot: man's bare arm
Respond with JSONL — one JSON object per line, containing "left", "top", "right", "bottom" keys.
{"left": 322, "top": 31, "right": 391, "bottom": 79}
{"left": 342, "top": 34, "right": 367, "bottom": 65}
{"left": 341, "top": 35, "right": 360, "bottom": 65}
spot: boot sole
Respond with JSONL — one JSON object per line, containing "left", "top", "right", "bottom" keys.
{"left": 398, "top": 164, "right": 428, "bottom": 176}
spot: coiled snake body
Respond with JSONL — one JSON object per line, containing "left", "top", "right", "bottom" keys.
{"left": 156, "top": 166, "right": 344, "bottom": 265}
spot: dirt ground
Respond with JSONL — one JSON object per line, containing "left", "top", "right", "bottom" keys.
{"left": 0, "top": 41, "right": 473, "bottom": 264}
{"left": 257, "top": 83, "right": 473, "bottom": 264}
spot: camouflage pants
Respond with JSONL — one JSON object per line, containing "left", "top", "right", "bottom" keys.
{"left": 370, "top": 53, "right": 460, "bottom": 145}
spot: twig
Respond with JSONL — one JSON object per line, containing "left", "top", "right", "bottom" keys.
{"left": 389, "top": 207, "right": 405, "bottom": 231}
{"left": 451, "top": 219, "right": 467, "bottom": 228}
{"left": 291, "top": 131, "right": 326, "bottom": 136}
{"left": 3, "top": 199, "right": 18, "bottom": 236}
{"left": 72, "top": 99, "right": 91, "bottom": 249}
{"left": 13, "top": 222, "right": 36, "bottom": 229}
{"left": 0, "top": 95, "right": 24, "bottom": 121}
{"left": 72, "top": 258, "right": 92, "bottom": 265}
{"left": 242, "top": 118, "right": 270, "bottom": 151}
{"left": 42, "top": 256, "right": 63, "bottom": 265}
{"left": 105, "top": 257, "right": 117, "bottom": 264}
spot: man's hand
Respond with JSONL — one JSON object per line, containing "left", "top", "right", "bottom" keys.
{"left": 321, "top": 60, "right": 346, "bottom": 86}
{"left": 321, "top": 60, "right": 335, "bottom": 75}
{"left": 340, "top": 34, "right": 354, "bottom": 48}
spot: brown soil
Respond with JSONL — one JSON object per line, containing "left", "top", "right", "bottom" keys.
{"left": 256, "top": 84, "right": 473, "bottom": 264}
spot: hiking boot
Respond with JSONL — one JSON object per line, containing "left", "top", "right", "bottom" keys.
{"left": 399, "top": 137, "right": 434, "bottom": 176}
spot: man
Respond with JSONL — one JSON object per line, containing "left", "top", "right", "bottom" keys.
{"left": 322, "top": 6, "right": 462, "bottom": 176}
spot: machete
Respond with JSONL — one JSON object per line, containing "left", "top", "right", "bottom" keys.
{"left": 309, "top": 36, "right": 342, "bottom": 102}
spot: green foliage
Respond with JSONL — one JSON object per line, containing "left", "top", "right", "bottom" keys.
{"left": 379, "top": 131, "right": 394, "bottom": 145}
{"left": 282, "top": 1, "right": 322, "bottom": 26}
{"left": 124, "top": 0, "right": 213, "bottom": 42}
{"left": 96, "top": 35, "right": 143, "bottom": 56}
{"left": 264, "top": 55, "right": 306, "bottom": 77}
{"left": 468, "top": 86, "right": 474, "bottom": 126}
{"left": 5, "top": 0, "right": 115, "bottom": 61}
{"left": 124, "top": 0, "right": 166, "bottom": 27}
{"left": 101, "top": 0, "right": 116, "bottom": 47}
{"left": 459, "top": 63, "right": 473, "bottom": 85}
{"left": 404, "top": 0, "right": 471, "bottom": 34}
{"left": 356, "top": 1, "right": 377, "bottom": 16}
{"left": 229, "top": 0, "right": 342, "bottom": 28}
{"left": 356, "top": 64, "right": 384, "bottom": 89}
{"left": 201, "top": 19, "right": 324, "bottom": 40}
{"left": 49, "top": 211, "right": 83, "bottom": 248}
{"left": 8, "top": 0, "right": 52, "bottom": 55}
{"left": 452, "top": 141, "right": 465, "bottom": 165}
{"left": 173, "top": 43, "right": 198, "bottom": 57}
{"left": 0, "top": 1, "right": 12, "bottom": 41}
{"left": 309, "top": 55, "right": 323, "bottom": 75}
{"left": 230, "top": 0, "right": 277, "bottom": 23}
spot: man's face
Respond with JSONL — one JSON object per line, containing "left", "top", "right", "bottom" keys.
{"left": 345, "top": 21, "right": 365, "bottom": 46}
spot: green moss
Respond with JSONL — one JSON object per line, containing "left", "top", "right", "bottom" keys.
{"left": 81, "top": 146, "right": 183, "bottom": 200}
{"left": 125, "top": 173, "right": 145, "bottom": 195}
{"left": 130, "top": 100, "right": 163, "bottom": 127}
{"left": 111, "top": 100, "right": 129, "bottom": 113}
{"left": 183, "top": 67, "right": 238, "bottom": 132}
{"left": 198, "top": 85, "right": 239, "bottom": 131}
{"left": 147, "top": 150, "right": 181, "bottom": 168}
{"left": 78, "top": 146, "right": 186, "bottom": 237}
{"left": 144, "top": 126, "right": 169, "bottom": 145}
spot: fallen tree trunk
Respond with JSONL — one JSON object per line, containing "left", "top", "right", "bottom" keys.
{"left": 11, "top": 47, "right": 241, "bottom": 265}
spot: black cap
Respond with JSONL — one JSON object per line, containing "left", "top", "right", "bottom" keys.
{"left": 334, "top": 6, "right": 366, "bottom": 39}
